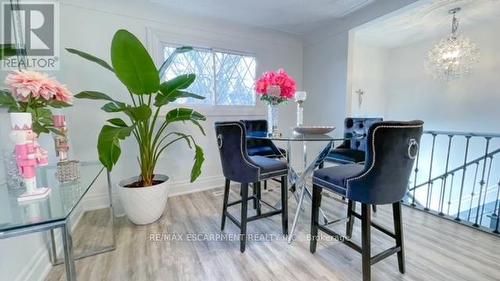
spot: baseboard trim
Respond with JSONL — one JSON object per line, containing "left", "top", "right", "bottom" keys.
{"left": 168, "top": 175, "right": 225, "bottom": 197}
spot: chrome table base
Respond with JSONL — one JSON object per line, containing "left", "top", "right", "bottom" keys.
{"left": 46, "top": 170, "right": 116, "bottom": 280}
{"left": 281, "top": 140, "right": 334, "bottom": 244}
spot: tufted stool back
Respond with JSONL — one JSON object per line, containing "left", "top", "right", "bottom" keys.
{"left": 344, "top": 118, "right": 383, "bottom": 152}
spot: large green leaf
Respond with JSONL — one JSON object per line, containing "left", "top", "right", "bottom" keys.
{"left": 66, "top": 48, "right": 114, "bottom": 72}
{"left": 107, "top": 118, "right": 128, "bottom": 127}
{"left": 0, "top": 90, "right": 18, "bottom": 109}
{"left": 97, "top": 125, "right": 135, "bottom": 170}
{"left": 101, "top": 102, "right": 123, "bottom": 113}
{"left": 159, "top": 46, "right": 193, "bottom": 78}
{"left": 165, "top": 108, "right": 206, "bottom": 135}
{"left": 75, "top": 91, "right": 115, "bottom": 101}
{"left": 124, "top": 104, "right": 152, "bottom": 122}
{"left": 101, "top": 102, "right": 151, "bottom": 122}
{"left": 190, "top": 145, "right": 204, "bottom": 182}
{"left": 111, "top": 30, "right": 159, "bottom": 95}
{"left": 160, "top": 74, "right": 196, "bottom": 94}
{"left": 0, "top": 44, "right": 16, "bottom": 61}
{"left": 155, "top": 74, "right": 199, "bottom": 106}
{"left": 48, "top": 100, "right": 72, "bottom": 108}
{"left": 155, "top": 90, "right": 204, "bottom": 107}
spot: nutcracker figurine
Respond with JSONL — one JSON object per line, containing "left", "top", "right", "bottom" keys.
{"left": 9, "top": 112, "right": 51, "bottom": 202}
{"left": 53, "top": 115, "right": 70, "bottom": 161}
{"left": 52, "top": 114, "right": 80, "bottom": 182}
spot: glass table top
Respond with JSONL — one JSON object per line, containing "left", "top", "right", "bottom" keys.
{"left": 247, "top": 131, "right": 345, "bottom": 142}
{"left": 0, "top": 162, "right": 103, "bottom": 234}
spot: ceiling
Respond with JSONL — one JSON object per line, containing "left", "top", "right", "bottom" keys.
{"left": 354, "top": 0, "right": 500, "bottom": 48}
{"left": 150, "top": 0, "right": 374, "bottom": 35}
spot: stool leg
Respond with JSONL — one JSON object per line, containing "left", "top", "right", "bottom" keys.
{"left": 221, "top": 179, "right": 230, "bottom": 231}
{"left": 372, "top": 205, "right": 377, "bottom": 213}
{"left": 346, "top": 200, "right": 356, "bottom": 238}
{"left": 361, "top": 204, "right": 371, "bottom": 281}
{"left": 281, "top": 176, "right": 288, "bottom": 235}
{"left": 240, "top": 183, "right": 249, "bottom": 253}
{"left": 256, "top": 182, "right": 262, "bottom": 216}
{"left": 393, "top": 202, "right": 406, "bottom": 274}
{"left": 264, "top": 180, "right": 267, "bottom": 190}
{"left": 310, "top": 184, "right": 322, "bottom": 253}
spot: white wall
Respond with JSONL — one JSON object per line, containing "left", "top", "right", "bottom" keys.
{"left": 0, "top": 0, "right": 303, "bottom": 280}
{"left": 350, "top": 16, "right": 500, "bottom": 135}
{"left": 302, "top": 0, "right": 418, "bottom": 134}
{"left": 57, "top": 0, "right": 303, "bottom": 198}
{"left": 383, "top": 22, "right": 500, "bottom": 132}
{"left": 349, "top": 15, "right": 500, "bottom": 212}
{"left": 348, "top": 40, "right": 387, "bottom": 118}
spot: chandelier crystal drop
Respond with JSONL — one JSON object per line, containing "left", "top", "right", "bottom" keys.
{"left": 425, "top": 7, "right": 479, "bottom": 81}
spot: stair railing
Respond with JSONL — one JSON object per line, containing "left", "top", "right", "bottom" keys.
{"left": 405, "top": 130, "right": 500, "bottom": 235}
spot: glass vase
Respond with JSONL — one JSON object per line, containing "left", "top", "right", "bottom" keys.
{"left": 267, "top": 103, "right": 279, "bottom": 136}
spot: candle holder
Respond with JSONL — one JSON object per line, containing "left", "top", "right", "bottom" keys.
{"left": 295, "top": 91, "right": 307, "bottom": 127}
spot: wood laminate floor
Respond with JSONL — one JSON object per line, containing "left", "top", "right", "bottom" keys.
{"left": 45, "top": 184, "right": 500, "bottom": 281}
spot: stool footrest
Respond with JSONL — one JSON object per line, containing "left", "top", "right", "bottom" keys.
{"left": 225, "top": 209, "right": 283, "bottom": 228}
{"left": 248, "top": 210, "right": 282, "bottom": 222}
{"left": 317, "top": 224, "right": 402, "bottom": 265}
{"left": 371, "top": 246, "right": 401, "bottom": 265}
{"left": 226, "top": 213, "right": 241, "bottom": 228}
{"left": 351, "top": 211, "right": 396, "bottom": 238}
{"left": 318, "top": 225, "right": 362, "bottom": 253}
{"left": 227, "top": 195, "right": 257, "bottom": 207}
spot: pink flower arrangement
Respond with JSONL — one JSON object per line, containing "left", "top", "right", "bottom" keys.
{"left": 1, "top": 70, "right": 73, "bottom": 135}
{"left": 255, "top": 69, "right": 296, "bottom": 104}
{"left": 5, "top": 70, "right": 72, "bottom": 104}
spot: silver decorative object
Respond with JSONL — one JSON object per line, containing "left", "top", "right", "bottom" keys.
{"left": 293, "top": 126, "right": 336, "bottom": 135}
{"left": 56, "top": 160, "right": 80, "bottom": 183}
{"left": 295, "top": 91, "right": 307, "bottom": 127}
{"left": 425, "top": 7, "right": 479, "bottom": 81}
{"left": 2, "top": 149, "right": 25, "bottom": 190}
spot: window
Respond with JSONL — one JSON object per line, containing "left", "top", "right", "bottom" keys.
{"left": 163, "top": 46, "right": 256, "bottom": 106}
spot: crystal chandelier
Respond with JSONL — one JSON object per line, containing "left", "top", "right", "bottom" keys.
{"left": 425, "top": 7, "right": 479, "bottom": 81}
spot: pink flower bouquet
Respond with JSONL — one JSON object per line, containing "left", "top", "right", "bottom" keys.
{"left": 255, "top": 69, "right": 296, "bottom": 105}
{"left": 0, "top": 70, "right": 73, "bottom": 135}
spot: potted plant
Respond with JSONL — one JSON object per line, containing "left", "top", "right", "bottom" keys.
{"left": 67, "top": 29, "right": 206, "bottom": 225}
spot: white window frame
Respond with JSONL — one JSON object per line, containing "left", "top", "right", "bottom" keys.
{"left": 147, "top": 28, "right": 266, "bottom": 117}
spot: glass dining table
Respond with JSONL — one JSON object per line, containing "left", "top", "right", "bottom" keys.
{"left": 247, "top": 131, "right": 345, "bottom": 243}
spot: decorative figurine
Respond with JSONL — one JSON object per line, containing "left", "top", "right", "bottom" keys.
{"left": 9, "top": 112, "right": 51, "bottom": 202}
{"left": 52, "top": 114, "right": 80, "bottom": 182}
{"left": 355, "top": 89, "right": 365, "bottom": 108}
{"left": 52, "top": 115, "right": 70, "bottom": 162}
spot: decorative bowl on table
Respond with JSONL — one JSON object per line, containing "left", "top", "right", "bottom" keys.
{"left": 293, "top": 126, "right": 336, "bottom": 135}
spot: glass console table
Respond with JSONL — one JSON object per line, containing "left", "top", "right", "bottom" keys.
{"left": 247, "top": 132, "right": 345, "bottom": 243}
{"left": 0, "top": 162, "right": 115, "bottom": 281}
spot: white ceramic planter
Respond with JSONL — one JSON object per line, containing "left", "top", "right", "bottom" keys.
{"left": 118, "top": 174, "right": 169, "bottom": 225}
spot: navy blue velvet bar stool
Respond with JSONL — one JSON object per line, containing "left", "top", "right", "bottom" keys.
{"left": 241, "top": 119, "right": 287, "bottom": 192}
{"left": 241, "top": 119, "right": 286, "bottom": 158}
{"left": 310, "top": 120, "right": 424, "bottom": 281}
{"left": 215, "top": 121, "right": 288, "bottom": 252}
{"left": 324, "top": 117, "right": 382, "bottom": 165}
